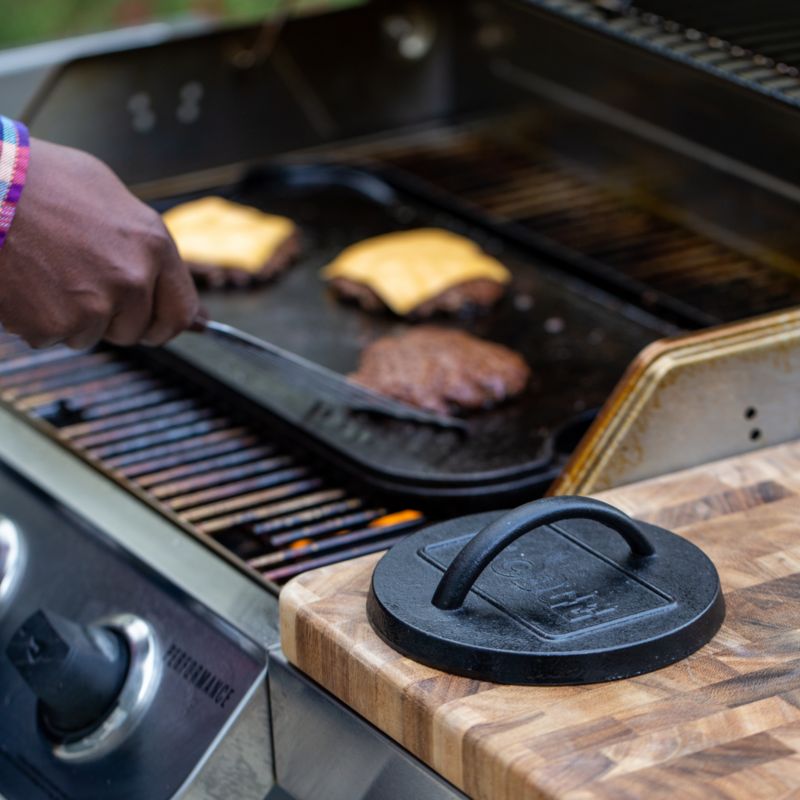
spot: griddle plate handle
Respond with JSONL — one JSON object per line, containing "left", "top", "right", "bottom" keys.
{"left": 431, "top": 496, "right": 655, "bottom": 610}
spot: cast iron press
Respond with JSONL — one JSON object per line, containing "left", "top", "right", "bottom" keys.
{"left": 367, "top": 497, "right": 725, "bottom": 684}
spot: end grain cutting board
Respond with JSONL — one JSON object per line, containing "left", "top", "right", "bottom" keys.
{"left": 281, "top": 440, "right": 800, "bottom": 799}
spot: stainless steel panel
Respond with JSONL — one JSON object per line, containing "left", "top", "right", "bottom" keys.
{"left": 269, "top": 653, "right": 466, "bottom": 800}
{"left": 178, "top": 677, "right": 273, "bottom": 800}
{"left": 0, "top": 405, "right": 278, "bottom": 799}
{"left": 0, "top": 403, "right": 280, "bottom": 646}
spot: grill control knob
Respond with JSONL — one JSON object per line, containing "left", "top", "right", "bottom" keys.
{"left": 7, "top": 610, "right": 131, "bottom": 742}
{"left": 0, "top": 515, "right": 24, "bottom": 606}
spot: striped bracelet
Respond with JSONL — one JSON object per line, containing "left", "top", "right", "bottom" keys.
{"left": 0, "top": 116, "right": 30, "bottom": 250}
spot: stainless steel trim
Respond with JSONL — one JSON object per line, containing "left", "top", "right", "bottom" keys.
{"left": 176, "top": 671, "right": 272, "bottom": 800}
{"left": 0, "top": 404, "right": 280, "bottom": 647}
{"left": 53, "top": 614, "right": 161, "bottom": 763}
{"left": 269, "top": 652, "right": 467, "bottom": 800}
{"left": 0, "top": 21, "right": 217, "bottom": 77}
{"left": 0, "top": 21, "right": 219, "bottom": 119}
{"left": 0, "top": 515, "right": 24, "bottom": 608}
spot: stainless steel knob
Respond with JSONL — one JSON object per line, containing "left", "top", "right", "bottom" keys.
{"left": 0, "top": 515, "right": 24, "bottom": 606}
{"left": 7, "top": 607, "right": 160, "bottom": 761}
{"left": 8, "top": 610, "right": 131, "bottom": 740}
{"left": 53, "top": 614, "right": 160, "bottom": 762}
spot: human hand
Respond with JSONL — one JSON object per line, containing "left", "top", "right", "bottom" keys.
{"left": 0, "top": 138, "right": 199, "bottom": 349}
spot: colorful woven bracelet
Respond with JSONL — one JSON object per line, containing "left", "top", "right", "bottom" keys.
{"left": 0, "top": 116, "right": 31, "bottom": 250}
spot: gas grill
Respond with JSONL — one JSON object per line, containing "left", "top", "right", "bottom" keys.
{"left": 1, "top": 1, "right": 799, "bottom": 798}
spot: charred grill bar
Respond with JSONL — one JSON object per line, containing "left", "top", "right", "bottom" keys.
{"left": 0, "top": 332, "right": 423, "bottom": 588}
{"left": 1, "top": 1, "right": 800, "bottom": 798}
{"left": 372, "top": 127, "right": 800, "bottom": 326}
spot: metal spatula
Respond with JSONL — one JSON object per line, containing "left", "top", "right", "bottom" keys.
{"left": 190, "top": 318, "right": 465, "bottom": 430}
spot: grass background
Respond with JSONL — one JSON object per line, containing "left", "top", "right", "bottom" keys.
{"left": 1, "top": 1, "right": 357, "bottom": 49}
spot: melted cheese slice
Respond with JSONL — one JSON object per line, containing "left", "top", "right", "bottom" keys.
{"left": 322, "top": 229, "right": 511, "bottom": 315}
{"left": 163, "top": 196, "right": 296, "bottom": 273}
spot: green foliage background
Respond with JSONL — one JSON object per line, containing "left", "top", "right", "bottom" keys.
{"left": 1, "top": 1, "right": 356, "bottom": 49}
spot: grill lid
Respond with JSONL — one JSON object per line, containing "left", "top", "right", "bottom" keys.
{"left": 367, "top": 496, "right": 725, "bottom": 684}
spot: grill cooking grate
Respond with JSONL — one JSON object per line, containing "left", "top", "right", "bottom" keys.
{"left": 0, "top": 333, "right": 421, "bottom": 588}
{"left": 627, "top": 0, "right": 800, "bottom": 76}
{"left": 374, "top": 131, "right": 800, "bottom": 325}
{"left": 530, "top": 0, "right": 800, "bottom": 101}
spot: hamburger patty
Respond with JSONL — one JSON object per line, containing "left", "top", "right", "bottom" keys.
{"left": 350, "top": 326, "right": 530, "bottom": 415}
{"left": 322, "top": 229, "right": 510, "bottom": 317}
{"left": 329, "top": 276, "right": 506, "bottom": 318}
{"left": 162, "top": 196, "right": 300, "bottom": 289}
{"left": 187, "top": 230, "right": 301, "bottom": 288}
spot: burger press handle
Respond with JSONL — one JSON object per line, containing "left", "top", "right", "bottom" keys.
{"left": 432, "top": 496, "right": 655, "bottom": 610}
{"left": 189, "top": 316, "right": 466, "bottom": 431}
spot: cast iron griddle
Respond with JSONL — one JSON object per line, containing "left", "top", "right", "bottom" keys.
{"left": 161, "top": 164, "right": 672, "bottom": 508}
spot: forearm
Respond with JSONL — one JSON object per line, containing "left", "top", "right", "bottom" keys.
{"left": 0, "top": 116, "right": 30, "bottom": 249}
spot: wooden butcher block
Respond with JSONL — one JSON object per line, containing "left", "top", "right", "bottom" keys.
{"left": 281, "top": 440, "right": 800, "bottom": 800}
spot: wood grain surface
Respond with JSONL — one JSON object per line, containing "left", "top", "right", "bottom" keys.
{"left": 281, "top": 440, "right": 800, "bottom": 799}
